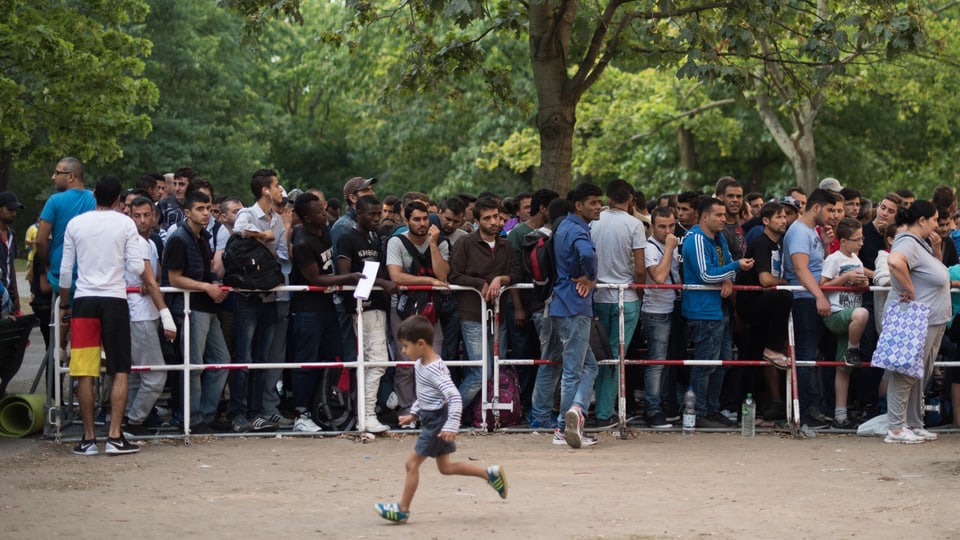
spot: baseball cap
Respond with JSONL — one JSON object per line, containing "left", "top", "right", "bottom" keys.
{"left": 342, "top": 177, "right": 378, "bottom": 199}
{"left": 0, "top": 192, "right": 24, "bottom": 210}
{"left": 818, "top": 177, "right": 843, "bottom": 192}
{"left": 777, "top": 196, "right": 802, "bottom": 212}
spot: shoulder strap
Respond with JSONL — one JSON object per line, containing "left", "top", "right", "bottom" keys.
{"left": 397, "top": 234, "right": 432, "bottom": 269}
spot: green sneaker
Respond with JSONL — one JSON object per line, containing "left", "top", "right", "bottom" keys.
{"left": 486, "top": 465, "right": 508, "bottom": 499}
{"left": 375, "top": 502, "right": 409, "bottom": 523}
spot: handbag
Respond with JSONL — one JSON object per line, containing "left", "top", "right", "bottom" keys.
{"left": 871, "top": 301, "right": 930, "bottom": 379}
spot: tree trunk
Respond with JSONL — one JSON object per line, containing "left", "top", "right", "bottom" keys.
{"left": 754, "top": 85, "right": 820, "bottom": 193}
{"left": 677, "top": 125, "right": 698, "bottom": 189}
{"left": 0, "top": 150, "right": 11, "bottom": 193}
{"left": 529, "top": 2, "right": 577, "bottom": 195}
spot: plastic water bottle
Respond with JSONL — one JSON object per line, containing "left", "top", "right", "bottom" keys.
{"left": 682, "top": 386, "right": 696, "bottom": 435}
{"left": 741, "top": 393, "right": 756, "bottom": 437}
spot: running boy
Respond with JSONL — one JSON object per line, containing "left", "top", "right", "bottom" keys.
{"left": 375, "top": 315, "right": 507, "bottom": 523}
{"left": 820, "top": 217, "right": 870, "bottom": 429}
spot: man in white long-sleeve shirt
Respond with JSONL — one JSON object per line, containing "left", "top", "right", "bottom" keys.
{"left": 59, "top": 176, "right": 144, "bottom": 456}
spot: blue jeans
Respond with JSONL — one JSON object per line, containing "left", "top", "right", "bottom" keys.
{"left": 551, "top": 315, "right": 598, "bottom": 430}
{"left": 188, "top": 310, "right": 231, "bottom": 425}
{"left": 688, "top": 312, "right": 731, "bottom": 417}
{"left": 229, "top": 294, "right": 278, "bottom": 418}
{"left": 640, "top": 310, "right": 672, "bottom": 417}
{"left": 528, "top": 309, "right": 562, "bottom": 423}
{"left": 593, "top": 301, "right": 640, "bottom": 420}
{"left": 792, "top": 297, "right": 824, "bottom": 416}
{"left": 288, "top": 310, "right": 342, "bottom": 412}
{"left": 458, "top": 320, "right": 493, "bottom": 408}
{"left": 436, "top": 293, "right": 462, "bottom": 361}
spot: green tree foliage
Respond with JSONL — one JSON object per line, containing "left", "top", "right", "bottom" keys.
{"left": 0, "top": 0, "right": 157, "bottom": 191}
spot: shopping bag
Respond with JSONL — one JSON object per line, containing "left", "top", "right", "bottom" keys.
{"left": 871, "top": 301, "right": 929, "bottom": 379}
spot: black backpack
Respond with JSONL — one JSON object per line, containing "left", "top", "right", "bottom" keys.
{"left": 393, "top": 235, "right": 438, "bottom": 322}
{"left": 221, "top": 235, "right": 284, "bottom": 291}
{"left": 521, "top": 229, "right": 555, "bottom": 302}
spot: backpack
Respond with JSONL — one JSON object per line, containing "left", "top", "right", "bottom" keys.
{"left": 221, "top": 235, "right": 284, "bottom": 291}
{"left": 393, "top": 235, "right": 438, "bottom": 323}
{"left": 471, "top": 367, "right": 523, "bottom": 430}
{"left": 521, "top": 229, "right": 555, "bottom": 302}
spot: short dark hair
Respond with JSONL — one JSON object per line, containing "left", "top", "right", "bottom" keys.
{"left": 184, "top": 190, "right": 211, "bottom": 210}
{"left": 760, "top": 201, "right": 785, "bottom": 220}
{"left": 605, "top": 179, "right": 633, "bottom": 205}
{"left": 294, "top": 192, "right": 320, "bottom": 221}
{"left": 129, "top": 196, "right": 154, "bottom": 210}
{"left": 355, "top": 194, "right": 380, "bottom": 212}
{"left": 697, "top": 196, "right": 724, "bottom": 218}
{"left": 715, "top": 176, "right": 741, "bottom": 196}
{"left": 126, "top": 188, "right": 151, "bottom": 201}
{"left": 936, "top": 206, "right": 951, "bottom": 222}
{"left": 530, "top": 189, "right": 559, "bottom": 216}
{"left": 174, "top": 166, "right": 197, "bottom": 180}
{"left": 548, "top": 198, "right": 573, "bottom": 226}
{"left": 786, "top": 186, "right": 806, "bottom": 196}
{"left": 895, "top": 188, "right": 915, "bottom": 200}
{"left": 136, "top": 175, "right": 158, "bottom": 192}
{"left": 677, "top": 190, "right": 702, "bottom": 207}
{"left": 835, "top": 217, "right": 862, "bottom": 240}
{"left": 250, "top": 168, "right": 277, "bottom": 200}
{"left": 840, "top": 187, "right": 862, "bottom": 202}
{"left": 457, "top": 193, "right": 477, "bottom": 204}
{"left": 633, "top": 187, "right": 647, "bottom": 210}
{"left": 220, "top": 196, "right": 243, "bottom": 214}
{"left": 382, "top": 195, "right": 399, "bottom": 209}
{"left": 473, "top": 196, "right": 502, "bottom": 220}
{"left": 651, "top": 206, "right": 676, "bottom": 222}
{"left": 932, "top": 185, "right": 956, "bottom": 209}
{"left": 94, "top": 176, "right": 123, "bottom": 207}
{"left": 567, "top": 182, "right": 602, "bottom": 205}
{"left": 326, "top": 198, "right": 341, "bottom": 211}
{"left": 440, "top": 197, "right": 466, "bottom": 215}
{"left": 186, "top": 177, "right": 214, "bottom": 197}
{"left": 806, "top": 188, "right": 840, "bottom": 210}
{"left": 403, "top": 201, "right": 429, "bottom": 220}
{"left": 397, "top": 315, "right": 435, "bottom": 344}
{"left": 745, "top": 192, "right": 764, "bottom": 203}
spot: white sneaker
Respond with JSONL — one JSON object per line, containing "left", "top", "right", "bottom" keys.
{"left": 293, "top": 413, "right": 322, "bottom": 433}
{"left": 884, "top": 428, "right": 924, "bottom": 444}
{"left": 909, "top": 427, "right": 938, "bottom": 441}
{"left": 365, "top": 415, "right": 390, "bottom": 433}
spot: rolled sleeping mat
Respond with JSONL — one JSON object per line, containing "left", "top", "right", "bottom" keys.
{"left": 0, "top": 393, "right": 46, "bottom": 438}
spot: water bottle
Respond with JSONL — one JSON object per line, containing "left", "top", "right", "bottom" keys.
{"left": 682, "top": 386, "right": 696, "bottom": 435}
{"left": 741, "top": 393, "right": 756, "bottom": 437}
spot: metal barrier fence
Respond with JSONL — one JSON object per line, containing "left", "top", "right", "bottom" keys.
{"left": 46, "top": 281, "right": 957, "bottom": 442}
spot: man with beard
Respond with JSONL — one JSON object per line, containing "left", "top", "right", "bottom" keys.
{"left": 736, "top": 202, "right": 793, "bottom": 419}
{"left": 0, "top": 192, "right": 23, "bottom": 314}
{"left": 386, "top": 201, "right": 450, "bottom": 424}
{"left": 157, "top": 166, "right": 197, "bottom": 229}
{"left": 784, "top": 188, "right": 843, "bottom": 428}
{"left": 36, "top": 157, "right": 96, "bottom": 298}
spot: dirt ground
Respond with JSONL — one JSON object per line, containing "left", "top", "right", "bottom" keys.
{"left": 1, "top": 429, "right": 958, "bottom": 539}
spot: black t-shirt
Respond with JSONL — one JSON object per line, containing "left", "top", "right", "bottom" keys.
{"left": 860, "top": 222, "right": 884, "bottom": 271}
{"left": 736, "top": 231, "right": 781, "bottom": 313}
{"left": 336, "top": 227, "right": 388, "bottom": 312}
{"left": 163, "top": 230, "right": 218, "bottom": 313}
{"left": 290, "top": 225, "right": 337, "bottom": 313}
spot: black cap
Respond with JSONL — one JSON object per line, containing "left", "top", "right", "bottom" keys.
{"left": 0, "top": 192, "right": 23, "bottom": 210}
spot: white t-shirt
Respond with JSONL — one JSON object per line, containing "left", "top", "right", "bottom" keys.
{"left": 821, "top": 250, "right": 864, "bottom": 312}
{"left": 642, "top": 236, "right": 680, "bottom": 314}
{"left": 60, "top": 210, "right": 143, "bottom": 299}
{"left": 590, "top": 208, "right": 645, "bottom": 303}
{"left": 125, "top": 235, "right": 160, "bottom": 322}
{"left": 386, "top": 234, "right": 450, "bottom": 271}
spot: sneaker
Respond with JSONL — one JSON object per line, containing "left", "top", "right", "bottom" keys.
{"left": 529, "top": 417, "right": 558, "bottom": 430}
{"left": 486, "top": 465, "right": 508, "bottom": 499}
{"left": 105, "top": 435, "right": 141, "bottom": 455}
{"left": 830, "top": 417, "right": 856, "bottom": 430}
{"left": 762, "top": 400, "right": 786, "bottom": 421}
{"left": 232, "top": 415, "right": 251, "bottom": 433}
{"left": 123, "top": 422, "right": 154, "bottom": 438}
{"left": 260, "top": 413, "right": 293, "bottom": 428}
{"left": 909, "top": 427, "right": 938, "bottom": 441}
{"left": 645, "top": 412, "right": 672, "bottom": 429}
{"left": 374, "top": 502, "right": 409, "bottom": 523}
{"left": 249, "top": 416, "right": 279, "bottom": 432}
{"left": 708, "top": 411, "right": 737, "bottom": 427}
{"left": 695, "top": 415, "right": 728, "bottom": 429}
{"left": 364, "top": 415, "right": 390, "bottom": 434}
{"left": 580, "top": 434, "right": 599, "bottom": 447}
{"left": 719, "top": 409, "right": 738, "bottom": 423}
{"left": 552, "top": 428, "right": 567, "bottom": 446}
{"left": 399, "top": 420, "right": 418, "bottom": 429}
{"left": 293, "top": 413, "right": 322, "bottom": 433}
{"left": 884, "top": 428, "right": 925, "bottom": 444}
{"left": 563, "top": 407, "right": 583, "bottom": 449}
{"left": 72, "top": 438, "right": 98, "bottom": 456}
{"left": 664, "top": 407, "right": 681, "bottom": 423}
{"left": 843, "top": 347, "right": 862, "bottom": 367}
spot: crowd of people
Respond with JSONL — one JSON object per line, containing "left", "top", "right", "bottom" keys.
{"left": 4, "top": 155, "right": 960, "bottom": 454}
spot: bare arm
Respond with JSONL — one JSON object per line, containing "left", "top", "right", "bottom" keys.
{"left": 791, "top": 252, "right": 830, "bottom": 316}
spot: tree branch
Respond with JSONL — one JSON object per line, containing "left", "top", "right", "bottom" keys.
{"left": 616, "top": 98, "right": 736, "bottom": 149}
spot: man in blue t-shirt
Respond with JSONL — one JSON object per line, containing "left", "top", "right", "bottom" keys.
{"left": 35, "top": 157, "right": 96, "bottom": 296}
{"left": 783, "top": 188, "right": 844, "bottom": 428}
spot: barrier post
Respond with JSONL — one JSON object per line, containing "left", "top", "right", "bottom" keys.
{"left": 355, "top": 300, "right": 366, "bottom": 433}
{"left": 181, "top": 291, "right": 193, "bottom": 444}
{"left": 617, "top": 285, "right": 627, "bottom": 436}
